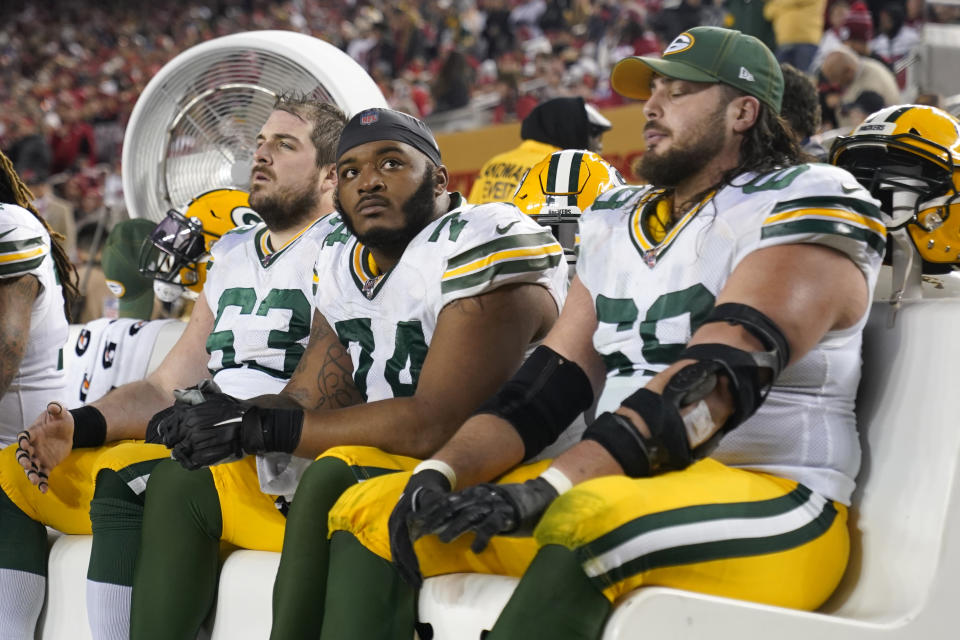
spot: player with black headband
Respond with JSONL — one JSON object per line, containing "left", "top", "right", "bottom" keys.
{"left": 313, "top": 27, "right": 886, "bottom": 640}
{"left": 128, "top": 108, "right": 568, "bottom": 640}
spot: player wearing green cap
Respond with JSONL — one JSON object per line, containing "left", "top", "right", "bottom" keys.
{"left": 313, "top": 27, "right": 885, "bottom": 640}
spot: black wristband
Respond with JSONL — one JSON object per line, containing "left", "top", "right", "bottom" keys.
{"left": 245, "top": 407, "right": 304, "bottom": 454}
{"left": 68, "top": 406, "right": 108, "bottom": 449}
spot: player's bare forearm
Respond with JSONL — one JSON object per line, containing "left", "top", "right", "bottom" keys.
{"left": 90, "top": 377, "right": 179, "bottom": 440}
{"left": 281, "top": 308, "right": 363, "bottom": 412}
{"left": 294, "top": 394, "right": 456, "bottom": 459}
{"left": 0, "top": 274, "right": 39, "bottom": 396}
{"left": 433, "top": 414, "right": 526, "bottom": 488}
{"left": 294, "top": 284, "right": 560, "bottom": 460}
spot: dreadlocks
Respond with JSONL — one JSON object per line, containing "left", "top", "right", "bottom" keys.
{"left": 0, "top": 150, "right": 79, "bottom": 320}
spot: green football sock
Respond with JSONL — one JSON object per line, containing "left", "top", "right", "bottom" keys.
{"left": 0, "top": 483, "right": 48, "bottom": 638}
{"left": 88, "top": 467, "right": 150, "bottom": 586}
{"left": 270, "top": 457, "right": 358, "bottom": 639}
{"left": 0, "top": 483, "right": 47, "bottom": 576}
{"left": 318, "top": 531, "right": 416, "bottom": 640}
{"left": 129, "top": 460, "right": 222, "bottom": 640}
{"left": 486, "top": 544, "right": 611, "bottom": 640}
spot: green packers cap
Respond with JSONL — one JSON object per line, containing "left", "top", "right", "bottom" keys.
{"left": 610, "top": 26, "right": 783, "bottom": 113}
{"left": 101, "top": 219, "right": 156, "bottom": 319}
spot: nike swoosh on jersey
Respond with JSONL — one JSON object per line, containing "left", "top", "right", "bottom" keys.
{"left": 0, "top": 229, "right": 15, "bottom": 239}
{"left": 840, "top": 184, "right": 862, "bottom": 194}
{"left": 495, "top": 221, "right": 520, "bottom": 234}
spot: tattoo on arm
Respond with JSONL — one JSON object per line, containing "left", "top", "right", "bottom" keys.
{"left": 314, "top": 338, "right": 362, "bottom": 410}
{"left": 283, "top": 310, "right": 362, "bottom": 411}
{"left": 0, "top": 275, "right": 41, "bottom": 395}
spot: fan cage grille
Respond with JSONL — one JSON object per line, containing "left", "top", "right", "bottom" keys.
{"left": 128, "top": 49, "right": 333, "bottom": 222}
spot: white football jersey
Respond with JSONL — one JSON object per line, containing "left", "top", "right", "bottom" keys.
{"left": 577, "top": 163, "right": 885, "bottom": 505}
{"left": 312, "top": 195, "right": 568, "bottom": 404}
{"left": 204, "top": 218, "right": 328, "bottom": 399}
{"left": 203, "top": 216, "right": 331, "bottom": 498}
{"left": 63, "top": 317, "right": 181, "bottom": 409}
{"left": 0, "top": 204, "right": 69, "bottom": 446}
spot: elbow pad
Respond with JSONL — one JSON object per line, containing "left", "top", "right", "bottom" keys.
{"left": 474, "top": 345, "right": 593, "bottom": 460}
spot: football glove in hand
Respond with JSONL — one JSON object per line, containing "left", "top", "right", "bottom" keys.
{"left": 146, "top": 378, "right": 224, "bottom": 446}
{"left": 435, "top": 478, "right": 559, "bottom": 553}
{"left": 388, "top": 469, "right": 452, "bottom": 588}
{"left": 169, "top": 392, "right": 263, "bottom": 471}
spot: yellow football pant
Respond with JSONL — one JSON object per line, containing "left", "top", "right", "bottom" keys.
{"left": 325, "top": 445, "right": 551, "bottom": 578}
{"left": 208, "top": 456, "right": 288, "bottom": 552}
{"left": 0, "top": 441, "right": 169, "bottom": 533}
{"left": 330, "top": 453, "right": 848, "bottom": 611}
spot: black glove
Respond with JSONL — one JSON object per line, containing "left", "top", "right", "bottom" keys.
{"left": 169, "top": 392, "right": 252, "bottom": 470}
{"left": 388, "top": 469, "right": 452, "bottom": 588}
{"left": 145, "top": 405, "right": 181, "bottom": 445}
{"left": 436, "top": 478, "right": 559, "bottom": 554}
{"left": 147, "top": 379, "right": 225, "bottom": 447}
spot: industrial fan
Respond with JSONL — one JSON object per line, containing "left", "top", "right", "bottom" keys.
{"left": 121, "top": 30, "right": 387, "bottom": 223}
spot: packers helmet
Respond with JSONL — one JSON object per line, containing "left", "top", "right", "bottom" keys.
{"left": 139, "top": 188, "right": 260, "bottom": 299}
{"left": 830, "top": 105, "right": 960, "bottom": 263}
{"left": 513, "top": 150, "right": 626, "bottom": 260}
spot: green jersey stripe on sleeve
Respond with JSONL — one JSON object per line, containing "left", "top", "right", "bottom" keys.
{"left": 445, "top": 230, "right": 559, "bottom": 271}
{"left": 761, "top": 219, "right": 886, "bottom": 255}
{"left": 441, "top": 253, "right": 562, "bottom": 295}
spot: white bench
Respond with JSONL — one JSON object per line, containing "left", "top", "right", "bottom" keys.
{"left": 37, "top": 293, "right": 960, "bottom": 639}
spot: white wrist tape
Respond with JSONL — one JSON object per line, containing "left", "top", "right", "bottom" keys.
{"left": 682, "top": 399, "right": 716, "bottom": 449}
{"left": 539, "top": 466, "right": 574, "bottom": 495}
{"left": 413, "top": 459, "right": 457, "bottom": 491}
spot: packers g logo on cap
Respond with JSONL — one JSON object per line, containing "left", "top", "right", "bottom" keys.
{"left": 105, "top": 279, "right": 125, "bottom": 298}
{"left": 664, "top": 32, "right": 694, "bottom": 55}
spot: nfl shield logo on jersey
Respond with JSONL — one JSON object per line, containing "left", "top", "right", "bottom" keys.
{"left": 642, "top": 249, "right": 658, "bottom": 268}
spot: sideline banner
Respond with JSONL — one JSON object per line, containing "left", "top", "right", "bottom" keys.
{"left": 436, "top": 104, "right": 647, "bottom": 197}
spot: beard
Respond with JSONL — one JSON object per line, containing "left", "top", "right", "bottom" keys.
{"left": 639, "top": 105, "right": 727, "bottom": 188}
{"left": 336, "top": 169, "right": 437, "bottom": 254}
{"left": 249, "top": 170, "right": 320, "bottom": 233}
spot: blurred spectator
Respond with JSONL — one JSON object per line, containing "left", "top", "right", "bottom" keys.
{"left": 779, "top": 63, "right": 826, "bottom": 159}
{"left": 25, "top": 174, "right": 77, "bottom": 262}
{"left": 73, "top": 221, "right": 113, "bottom": 323}
{"left": 5, "top": 115, "right": 51, "bottom": 184}
{"left": 491, "top": 71, "right": 539, "bottom": 124}
{"left": 871, "top": 2, "right": 921, "bottom": 65}
{"left": 468, "top": 96, "right": 609, "bottom": 204}
{"left": 812, "top": 0, "right": 851, "bottom": 70}
{"left": 764, "top": 0, "right": 826, "bottom": 71}
{"left": 820, "top": 45, "right": 900, "bottom": 129}
{"left": 724, "top": 0, "right": 777, "bottom": 52}
{"left": 842, "top": 1, "right": 880, "bottom": 60}
{"left": 840, "top": 88, "right": 886, "bottom": 126}
{"left": 652, "top": 0, "right": 718, "bottom": 45}
{"left": 905, "top": 0, "right": 925, "bottom": 27}
{"left": 76, "top": 186, "right": 109, "bottom": 228}
{"left": 49, "top": 97, "right": 97, "bottom": 174}
{"left": 431, "top": 49, "right": 475, "bottom": 113}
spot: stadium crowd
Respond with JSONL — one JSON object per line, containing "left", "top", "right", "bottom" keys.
{"left": 0, "top": 0, "right": 957, "bottom": 319}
